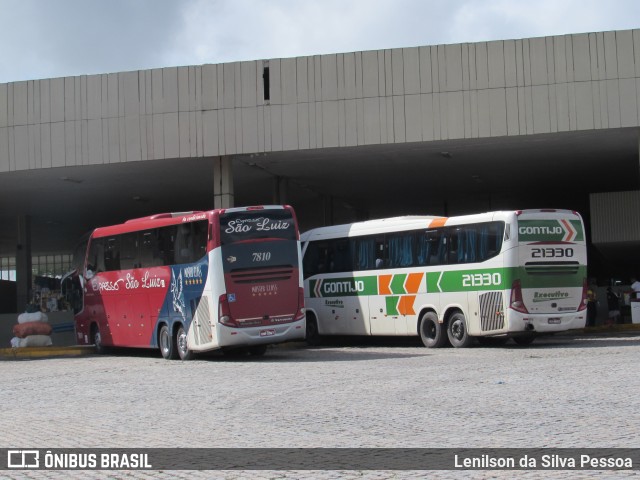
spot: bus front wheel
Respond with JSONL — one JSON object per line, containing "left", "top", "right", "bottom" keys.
{"left": 159, "top": 325, "right": 178, "bottom": 360}
{"left": 419, "top": 311, "right": 448, "bottom": 348}
{"left": 176, "top": 326, "right": 194, "bottom": 361}
{"left": 447, "top": 312, "right": 474, "bottom": 348}
{"left": 305, "top": 313, "right": 322, "bottom": 346}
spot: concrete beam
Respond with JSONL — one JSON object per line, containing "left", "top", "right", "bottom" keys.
{"left": 213, "top": 156, "right": 234, "bottom": 209}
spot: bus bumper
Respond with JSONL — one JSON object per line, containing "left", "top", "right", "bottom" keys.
{"left": 507, "top": 311, "right": 587, "bottom": 333}
{"left": 217, "top": 318, "right": 306, "bottom": 347}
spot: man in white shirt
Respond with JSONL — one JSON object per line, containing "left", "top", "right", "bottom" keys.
{"left": 631, "top": 277, "right": 640, "bottom": 299}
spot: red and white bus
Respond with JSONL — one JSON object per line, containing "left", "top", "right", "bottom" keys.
{"left": 63, "top": 205, "right": 306, "bottom": 359}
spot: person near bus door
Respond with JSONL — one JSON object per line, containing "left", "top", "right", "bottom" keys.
{"left": 586, "top": 282, "right": 597, "bottom": 327}
{"left": 631, "top": 277, "right": 640, "bottom": 300}
{"left": 606, "top": 287, "right": 621, "bottom": 324}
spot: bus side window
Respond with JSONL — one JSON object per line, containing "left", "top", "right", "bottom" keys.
{"left": 353, "top": 237, "right": 376, "bottom": 270}
{"left": 86, "top": 238, "right": 106, "bottom": 274}
{"left": 418, "top": 230, "right": 443, "bottom": 266}
{"left": 157, "top": 225, "right": 176, "bottom": 266}
{"left": 140, "top": 230, "right": 165, "bottom": 268}
{"left": 483, "top": 222, "right": 504, "bottom": 260}
{"left": 375, "top": 236, "right": 386, "bottom": 269}
{"left": 174, "top": 224, "right": 193, "bottom": 264}
{"left": 303, "top": 241, "right": 323, "bottom": 278}
{"left": 330, "top": 239, "right": 352, "bottom": 273}
{"left": 104, "top": 237, "right": 120, "bottom": 271}
{"left": 387, "top": 233, "right": 414, "bottom": 268}
{"left": 120, "top": 232, "right": 138, "bottom": 270}
{"left": 192, "top": 221, "right": 208, "bottom": 261}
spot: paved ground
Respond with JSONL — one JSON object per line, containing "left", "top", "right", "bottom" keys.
{"left": 2, "top": 332, "right": 640, "bottom": 479}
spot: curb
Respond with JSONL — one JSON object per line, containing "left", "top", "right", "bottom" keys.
{"left": 0, "top": 346, "right": 95, "bottom": 360}
{"left": 581, "top": 323, "right": 640, "bottom": 333}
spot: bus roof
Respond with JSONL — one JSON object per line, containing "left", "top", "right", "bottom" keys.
{"left": 91, "top": 205, "right": 293, "bottom": 238}
{"left": 300, "top": 209, "right": 582, "bottom": 242}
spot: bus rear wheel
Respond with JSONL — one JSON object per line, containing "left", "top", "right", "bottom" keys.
{"left": 159, "top": 325, "right": 178, "bottom": 360}
{"left": 419, "top": 311, "right": 448, "bottom": 348}
{"left": 176, "top": 326, "right": 194, "bottom": 361}
{"left": 447, "top": 312, "right": 474, "bottom": 348}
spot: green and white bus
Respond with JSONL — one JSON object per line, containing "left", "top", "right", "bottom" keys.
{"left": 301, "top": 209, "right": 588, "bottom": 347}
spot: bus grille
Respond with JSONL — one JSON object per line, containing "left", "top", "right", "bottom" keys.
{"left": 194, "top": 296, "right": 212, "bottom": 346}
{"left": 524, "top": 261, "right": 580, "bottom": 275}
{"left": 479, "top": 292, "right": 505, "bottom": 332}
{"left": 230, "top": 265, "right": 294, "bottom": 284}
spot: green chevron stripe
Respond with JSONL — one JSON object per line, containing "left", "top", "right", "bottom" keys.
{"left": 390, "top": 274, "right": 407, "bottom": 294}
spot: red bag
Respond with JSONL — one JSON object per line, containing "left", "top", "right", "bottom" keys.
{"left": 13, "top": 321, "right": 53, "bottom": 338}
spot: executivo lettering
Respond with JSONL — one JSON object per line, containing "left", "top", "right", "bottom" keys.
{"left": 533, "top": 291, "right": 570, "bottom": 302}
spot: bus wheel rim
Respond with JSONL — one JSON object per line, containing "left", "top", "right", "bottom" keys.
{"left": 426, "top": 321, "right": 436, "bottom": 339}
{"left": 160, "top": 330, "right": 169, "bottom": 354}
{"left": 451, "top": 319, "right": 464, "bottom": 339}
{"left": 178, "top": 330, "right": 188, "bottom": 355}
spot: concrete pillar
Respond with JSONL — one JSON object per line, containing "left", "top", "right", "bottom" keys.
{"left": 323, "top": 195, "right": 334, "bottom": 226}
{"left": 273, "top": 176, "right": 288, "bottom": 205}
{"left": 16, "top": 215, "right": 32, "bottom": 312}
{"left": 213, "top": 156, "right": 234, "bottom": 209}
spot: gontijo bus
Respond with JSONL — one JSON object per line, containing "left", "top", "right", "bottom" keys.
{"left": 301, "top": 209, "right": 587, "bottom": 347}
{"left": 63, "top": 205, "right": 305, "bottom": 359}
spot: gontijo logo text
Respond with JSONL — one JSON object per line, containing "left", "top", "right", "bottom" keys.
{"left": 518, "top": 219, "right": 584, "bottom": 242}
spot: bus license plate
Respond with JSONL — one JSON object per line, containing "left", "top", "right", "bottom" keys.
{"left": 548, "top": 318, "right": 561, "bottom": 324}
{"left": 260, "top": 329, "right": 276, "bottom": 337}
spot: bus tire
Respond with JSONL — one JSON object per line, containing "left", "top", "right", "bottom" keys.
{"left": 159, "top": 325, "right": 178, "bottom": 360}
{"left": 305, "top": 313, "right": 322, "bottom": 346}
{"left": 447, "top": 311, "right": 474, "bottom": 348}
{"left": 91, "top": 323, "right": 107, "bottom": 354}
{"left": 176, "top": 325, "right": 194, "bottom": 360}
{"left": 513, "top": 334, "right": 536, "bottom": 346}
{"left": 419, "top": 311, "right": 448, "bottom": 348}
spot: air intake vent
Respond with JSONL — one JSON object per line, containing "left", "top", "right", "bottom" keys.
{"left": 479, "top": 292, "right": 504, "bottom": 332}
{"left": 194, "top": 296, "right": 211, "bottom": 346}
{"left": 524, "top": 261, "right": 580, "bottom": 275}
{"left": 230, "top": 265, "right": 293, "bottom": 284}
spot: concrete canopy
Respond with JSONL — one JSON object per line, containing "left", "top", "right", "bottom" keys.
{"left": 0, "top": 127, "right": 637, "bottom": 257}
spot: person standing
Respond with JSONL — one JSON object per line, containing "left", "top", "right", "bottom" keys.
{"left": 631, "top": 277, "right": 640, "bottom": 300}
{"left": 606, "top": 287, "right": 621, "bottom": 324}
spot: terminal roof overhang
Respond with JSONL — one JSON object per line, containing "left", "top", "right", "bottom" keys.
{"left": 0, "top": 127, "right": 638, "bottom": 256}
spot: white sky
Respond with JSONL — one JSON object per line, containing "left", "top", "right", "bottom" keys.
{"left": 0, "top": 0, "right": 638, "bottom": 83}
